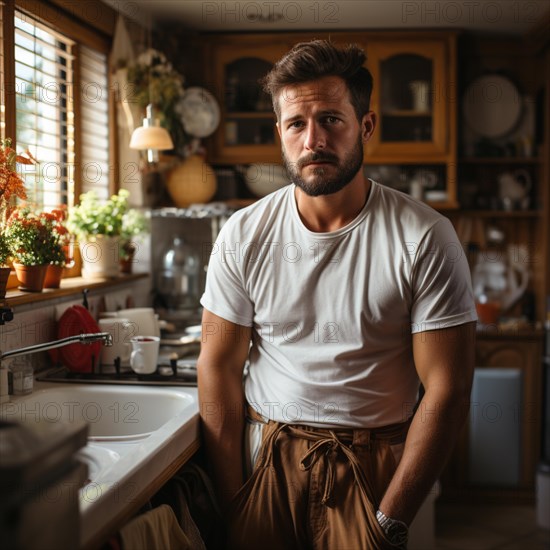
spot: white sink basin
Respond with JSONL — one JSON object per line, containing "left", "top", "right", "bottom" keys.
{"left": 1, "top": 384, "right": 195, "bottom": 441}
{"left": 0, "top": 381, "right": 200, "bottom": 548}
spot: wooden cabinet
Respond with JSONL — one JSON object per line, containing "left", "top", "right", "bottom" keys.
{"left": 442, "top": 331, "right": 544, "bottom": 502}
{"left": 365, "top": 38, "right": 451, "bottom": 160}
{"left": 204, "top": 32, "right": 458, "bottom": 209}
{"left": 363, "top": 33, "right": 458, "bottom": 209}
{"left": 440, "top": 36, "right": 549, "bottom": 502}
{"left": 475, "top": 334, "right": 544, "bottom": 489}
{"left": 449, "top": 35, "right": 549, "bottom": 326}
{"left": 204, "top": 35, "right": 293, "bottom": 164}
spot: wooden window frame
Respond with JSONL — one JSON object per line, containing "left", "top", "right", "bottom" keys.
{"left": 2, "top": 0, "right": 117, "bottom": 289}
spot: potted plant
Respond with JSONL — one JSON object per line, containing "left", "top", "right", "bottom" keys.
{"left": 0, "top": 233, "right": 11, "bottom": 298}
{"left": 43, "top": 206, "right": 72, "bottom": 288}
{"left": 0, "top": 137, "right": 34, "bottom": 296}
{"left": 120, "top": 208, "right": 148, "bottom": 274}
{"left": 67, "top": 189, "right": 131, "bottom": 278}
{"left": 4, "top": 207, "right": 65, "bottom": 292}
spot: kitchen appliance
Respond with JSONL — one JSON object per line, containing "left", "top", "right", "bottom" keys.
{"left": 469, "top": 368, "right": 522, "bottom": 486}
{"left": 157, "top": 235, "right": 201, "bottom": 312}
{"left": 151, "top": 204, "right": 237, "bottom": 324}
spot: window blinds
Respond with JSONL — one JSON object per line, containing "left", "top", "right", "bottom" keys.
{"left": 13, "top": 10, "right": 110, "bottom": 209}
{"left": 14, "top": 10, "right": 74, "bottom": 209}
{"left": 0, "top": 3, "right": 5, "bottom": 140}
{"left": 80, "top": 44, "right": 109, "bottom": 201}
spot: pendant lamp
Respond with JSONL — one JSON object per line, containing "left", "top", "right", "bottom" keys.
{"left": 129, "top": 103, "right": 173, "bottom": 162}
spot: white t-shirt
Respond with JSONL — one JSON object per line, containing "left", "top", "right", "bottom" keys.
{"left": 201, "top": 181, "right": 477, "bottom": 428}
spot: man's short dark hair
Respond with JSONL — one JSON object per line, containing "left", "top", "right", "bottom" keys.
{"left": 261, "top": 39, "right": 373, "bottom": 122}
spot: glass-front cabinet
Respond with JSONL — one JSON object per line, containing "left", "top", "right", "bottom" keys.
{"left": 365, "top": 39, "right": 450, "bottom": 159}
{"left": 206, "top": 40, "right": 291, "bottom": 164}
{"left": 364, "top": 35, "right": 457, "bottom": 208}
{"left": 204, "top": 32, "right": 458, "bottom": 208}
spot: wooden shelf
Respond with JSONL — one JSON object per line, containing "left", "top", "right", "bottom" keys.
{"left": 226, "top": 111, "right": 275, "bottom": 119}
{"left": 382, "top": 109, "right": 432, "bottom": 117}
{"left": 459, "top": 157, "right": 541, "bottom": 164}
{"left": 3, "top": 273, "right": 149, "bottom": 307}
{"left": 451, "top": 209, "right": 541, "bottom": 218}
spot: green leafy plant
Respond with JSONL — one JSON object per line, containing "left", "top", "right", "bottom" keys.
{"left": 0, "top": 233, "right": 11, "bottom": 266}
{"left": 4, "top": 207, "right": 65, "bottom": 266}
{"left": 67, "top": 189, "right": 131, "bottom": 241}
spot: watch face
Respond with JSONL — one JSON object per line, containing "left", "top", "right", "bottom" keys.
{"left": 386, "top": 521, "right": 408, "bottom": 544}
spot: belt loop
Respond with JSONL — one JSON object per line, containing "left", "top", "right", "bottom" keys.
{"left": 247, "top": 403, "right": 268, "bottom": 424}
{"left": 352, "top": 428, "right": 372, "bottom": 451}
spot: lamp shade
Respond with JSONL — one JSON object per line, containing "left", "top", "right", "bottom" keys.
{"left": 129, "top": 125, "right": 174, "bottom": 151}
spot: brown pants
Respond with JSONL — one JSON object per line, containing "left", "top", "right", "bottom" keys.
{"left": 227, "top": 408, "right": 410, "bottom": 550}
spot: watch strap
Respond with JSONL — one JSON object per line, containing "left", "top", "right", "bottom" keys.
{"left": 376, "top": 509, "right": 409, "bottom": 546}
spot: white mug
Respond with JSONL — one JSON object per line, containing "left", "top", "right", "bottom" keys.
{"left": 98, "top": 317, "right": 135, "bottom": 367}
{"left": 130, "top": 336, "right": 160, "bottom": 374}
{"left": 116, "top": 308, "right": 160, "bottom": 338}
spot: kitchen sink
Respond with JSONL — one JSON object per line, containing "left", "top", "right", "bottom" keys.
{"left": 0, "top": 380, "right": 200, "bottom": 548}
{"left": 0, "top": 384, "right": 195, "bottom": 440}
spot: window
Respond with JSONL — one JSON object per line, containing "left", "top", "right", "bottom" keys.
{"left": 1, "top": 0, "right": 115, "bottom": 291}
{"left": 1, "top": 4, "right": 112, "bottom": 210}
{"left": 80, "top": 45, "right": 109, "bottom": 201}
{"left": 14, "top": 10, "right": 75, "bottom": 209}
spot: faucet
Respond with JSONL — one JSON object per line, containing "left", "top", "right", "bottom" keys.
{"left": 1, "top": 332, "right": 113, "bottom": 361}
{"left": 0, "top": 331, "right": 113, "bottom": 403}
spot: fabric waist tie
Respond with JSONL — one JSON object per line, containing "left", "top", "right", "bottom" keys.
{"left": 246, "top": 405, "right": 410, "bottom": 509}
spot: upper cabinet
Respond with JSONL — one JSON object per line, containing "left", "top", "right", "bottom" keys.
{"left": 365, "top": 38, "right": 451, "bottom": 159}
{"left": 363, "top": 34, "right": 458, "bottom": 209}
{"left": 204, "top": 32, "right": 458, "bottom": 207}
{"left": 205, "top": 36, "right": 292, "bottom": 164}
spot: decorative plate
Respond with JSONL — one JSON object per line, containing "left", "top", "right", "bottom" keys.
{"left": 54, "top": 305, "right": 102, "bottom": 373}
{"left": 177, "top": 87, "right": 220, "bottom": 138}
{"left": 463, "top": 74, "right": 522, "bottom": 138}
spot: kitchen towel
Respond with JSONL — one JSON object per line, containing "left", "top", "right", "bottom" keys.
{"left": 119, "top": 504, "right": 202, "bottom": 550}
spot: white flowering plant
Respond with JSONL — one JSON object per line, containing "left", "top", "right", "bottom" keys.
{"left": 67, "top": 189, "right": 131, "bottom": 241}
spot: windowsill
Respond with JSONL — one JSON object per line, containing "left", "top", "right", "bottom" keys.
{"left": 3, "top": 273, "right": 149, "bottom": 307}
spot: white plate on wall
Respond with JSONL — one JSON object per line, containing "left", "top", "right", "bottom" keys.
{"left": 463, "top": 74, "right": 522, "bottom": 138}
{"left": 177, "top": 87, "right": 220, "bottom": 138}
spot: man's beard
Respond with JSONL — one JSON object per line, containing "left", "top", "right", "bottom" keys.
{"left": 282, "top": 133, "right": 364, "bottom": 197}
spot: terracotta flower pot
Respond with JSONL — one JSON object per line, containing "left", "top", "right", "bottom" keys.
{"left": 119, "top": 243, "right": 136, "bottom": 274}
{"left": 79, "top": 235, "right": 121, "bottom": 279}
{"left": 44, "top": 264, "right": 64, "bottom": 289}
{"left": 0, "top": 266, "right": 11, "bottom": 298}
{"left": 120, "top": 256, "right": 133, "bottom": 274}
{"left": 13, "top": 262, "right": 48, "bottom": 292}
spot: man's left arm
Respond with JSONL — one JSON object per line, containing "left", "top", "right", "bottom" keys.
{"left": 378, "top": 321, "right": 476, "bottom": 526}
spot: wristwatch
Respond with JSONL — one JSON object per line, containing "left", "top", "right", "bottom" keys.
{"left": 376, "top": 509, "right": 409, "bottom": 547}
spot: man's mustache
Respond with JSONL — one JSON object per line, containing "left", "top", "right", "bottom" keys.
{"left": 296, "top": 152, "right": 339, "bottom": 169}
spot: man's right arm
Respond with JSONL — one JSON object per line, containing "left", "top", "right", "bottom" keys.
{"left": 197, "top": 308, "right": 252, "bottom": 511}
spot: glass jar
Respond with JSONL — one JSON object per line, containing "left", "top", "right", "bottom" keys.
{"left": 10, "top": 361, "right": 33, "bottom": 395}
{"left": 157, "top": 235, "right": 201, "bottom": 311}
